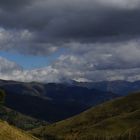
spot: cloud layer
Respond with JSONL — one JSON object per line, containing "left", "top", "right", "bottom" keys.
{"left": 1, "top": 39, "right": 140, "bottom": 82}
{"left": 0, "top": 0, "right": 140, "bottom": 82}
{"left": 0, "top": 0, "right": 140, "bottom": 46}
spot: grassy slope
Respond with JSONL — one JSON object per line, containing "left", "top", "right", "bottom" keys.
{"left": 31, "top": 92, "right": 140, "bottom": 140}
{"left": 0, "top": 120, "right": 39, "bottom": 140}
{"left": 0, "top": 106, "right": 48, "bottom": 130}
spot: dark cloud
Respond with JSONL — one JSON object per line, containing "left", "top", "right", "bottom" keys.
{"left": 0, "top": 0, "right": 33, "bottom": 11}
{"left": 0, "top": 0, "right": 140, "bottom": 41}
{"left": 0, "top": 0, "right": 139, "bottom": 54}
{"left": 44, "top": 9, "right": 140, "bottom": 40}
{"left": 0, "top": 0, "right": 140, "bottom": 82}
{"left": 0, "top": 0, "right": 139, "bottom": 57}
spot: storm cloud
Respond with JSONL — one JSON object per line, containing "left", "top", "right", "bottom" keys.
{"left": 0, "top": 0, "right": 140, "bottom": 82}
{"left": 0, "top": 0, "right": 140, "bottom": 42}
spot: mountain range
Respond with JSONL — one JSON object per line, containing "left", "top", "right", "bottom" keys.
{"left": 74, "top": 80, "right": 140, "bottom": 95}
{"left": 0, "top": 79, "right": 118, "bottom": 122}
{"left": 0, "top": 79, "right": 140, "bottom": 140}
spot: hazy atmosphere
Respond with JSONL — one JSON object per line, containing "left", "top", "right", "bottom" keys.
{"left": 0, "top": 0, "right": 140, "bottom": 82}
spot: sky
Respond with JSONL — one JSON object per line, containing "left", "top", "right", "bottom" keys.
{"left": 0, "top": 0, "right": 140, "bottom": 83}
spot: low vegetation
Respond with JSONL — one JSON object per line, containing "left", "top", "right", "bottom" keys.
{"left": 31, "top": 92, "right": 140, "bottom": 140}
{"left": 0, "top": 89, "right": 47, "bottom": 130}
{"left": 0, "top": 89, "right": 5, "bottom": 105}
{"left": 0, "top": 106, "right": 48, "bottom": 130}
{"left": 0, "top": 119, "right": 39, "bottom": 140}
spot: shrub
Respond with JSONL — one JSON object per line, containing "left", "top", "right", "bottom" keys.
{"left": 0, "top": 89, "right": 5, "bottom": 105}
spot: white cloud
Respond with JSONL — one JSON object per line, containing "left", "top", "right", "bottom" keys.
{"left": 0, "top": 56, "right": 22, "bottom": 73}
{"left": 1, "top": 38, "right": 140, "bottom": 83}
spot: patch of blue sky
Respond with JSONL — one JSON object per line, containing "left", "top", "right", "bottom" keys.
{"left": 0, "top": 48, "right": 66, "bottom": 70}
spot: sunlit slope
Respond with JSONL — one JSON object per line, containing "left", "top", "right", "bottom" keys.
{"left": 0, "top": 120, "right": 39, "bottom": 140}
{"left": 31, "top": 92, "right": 140, "bottom": 140}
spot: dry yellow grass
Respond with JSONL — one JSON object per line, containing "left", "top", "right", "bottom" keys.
{"left": 0, "top": 120, "right": 39, "bottom": 140}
